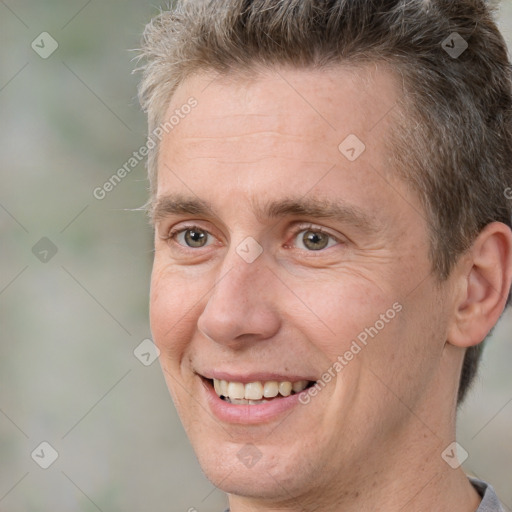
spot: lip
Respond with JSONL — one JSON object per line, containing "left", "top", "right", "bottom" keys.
{"left": 200, "top": 371, "right": 317, "bottom": 384}
{"left": 200, "top": 376, "right": 313, "bottom": 424}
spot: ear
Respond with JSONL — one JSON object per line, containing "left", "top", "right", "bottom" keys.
{"left": 448, "top": 222, "right": 512, "bottom": 348}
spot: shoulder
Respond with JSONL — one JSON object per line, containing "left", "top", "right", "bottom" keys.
{"left": 470, "top": 478, "right": 505, "bottom": 512}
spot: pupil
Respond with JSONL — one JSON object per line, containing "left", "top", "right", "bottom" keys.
{"left": 303, "top": 230, "right": 328, "bottom": 250}
{"left": 185, "top": 229, "right": 206, "bottom": 247}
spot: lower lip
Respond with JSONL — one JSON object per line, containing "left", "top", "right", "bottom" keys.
{"left": 201, "top": 379, "right": 310, "bottom": 424}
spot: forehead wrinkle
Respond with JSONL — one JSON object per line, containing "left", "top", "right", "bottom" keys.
{"left": 175, "top": 130, "right": 324, "bottom": 145}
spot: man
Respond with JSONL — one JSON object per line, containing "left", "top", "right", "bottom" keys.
{"left": 136, "top": 0, "right": 512, "bottom": 510}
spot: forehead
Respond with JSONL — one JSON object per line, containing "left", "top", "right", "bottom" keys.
{"left": 163, "top": 63, "right": 400, "bottom": 143}
{"left": 155, "top": 64, "right": 405, "bottom": 219}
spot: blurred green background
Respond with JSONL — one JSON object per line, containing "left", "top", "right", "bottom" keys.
{"left": 0, "top": 1, "right": 511, "bottom": 511}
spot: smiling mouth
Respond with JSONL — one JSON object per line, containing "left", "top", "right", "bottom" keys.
{"left": 207, "top": 378, "right": 316, "bottom": 405}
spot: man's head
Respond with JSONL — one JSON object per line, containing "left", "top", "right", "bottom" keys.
{"left": 137, "top": 0, "right": 512, "bottom": 507}
{"left": 139, "top": 0, "right": 512, "bottom": 404}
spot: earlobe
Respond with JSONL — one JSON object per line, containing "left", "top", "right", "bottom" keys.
{"left": 448, "top": 222, "right": 512, "bottom": 348}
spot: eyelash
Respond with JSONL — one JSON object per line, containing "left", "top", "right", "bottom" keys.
{"left": 164, "top": 223, "right": 341, "bottom": 252}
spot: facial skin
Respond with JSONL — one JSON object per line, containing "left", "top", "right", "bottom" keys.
{"left": 149, "top": 65, "right": 510, "bottom": 511}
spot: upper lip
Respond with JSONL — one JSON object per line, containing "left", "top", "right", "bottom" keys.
{"left": 199, "top": 371, "right": 317, "bottom": 384}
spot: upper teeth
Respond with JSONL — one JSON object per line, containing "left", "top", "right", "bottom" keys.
{"left": 213, "top": 378, "right": 309, "bottom": 400}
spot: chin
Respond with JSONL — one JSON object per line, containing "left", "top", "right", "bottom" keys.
{"left": 191, "top": 436, "right": 315, "bottom": 501}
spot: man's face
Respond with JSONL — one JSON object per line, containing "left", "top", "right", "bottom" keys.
{"left": 150, "top": 66, "right": 454, "bottom": 503}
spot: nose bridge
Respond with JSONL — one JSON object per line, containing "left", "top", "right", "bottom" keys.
{"left": 224, "top": 231, "right": 274, "bottom": 294}
{"left": 197, "top": 244, "right": 280, "bottom": 344}
{"left": 215, "top": 254, "right": 259, "bottom": 304}
{"left": 209, "top": 244, "right": 267, "bottom": 314}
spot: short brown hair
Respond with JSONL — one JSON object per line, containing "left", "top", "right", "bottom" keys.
{"left": 136, "top": 0, "right": 512, "bottom": 404}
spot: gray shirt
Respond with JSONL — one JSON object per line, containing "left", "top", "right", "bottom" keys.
{"left": 472, "top": 478, "right": 505, "bottom": 512}
{"left": 222, "top": 478, "right": 504, "bottom": 511}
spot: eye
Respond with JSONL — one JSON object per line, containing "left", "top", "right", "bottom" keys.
{"left": 165, "top": 224, "right": 340, "bottom": 252}
{"left": 293, "top": 227, "right": 340, "bottom": 251}
{"left": 169, "top": 226, "right": 214, "bottom": 248}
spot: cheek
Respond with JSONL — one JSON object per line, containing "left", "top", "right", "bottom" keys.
{"left": 352, "top": 280, "right": 448, "bottom": 416}
{"left": 282, "top": 270, "right": 396, "bottom": 368}
{"left": 149, "top": 264, "right": 202, "bottom": 362}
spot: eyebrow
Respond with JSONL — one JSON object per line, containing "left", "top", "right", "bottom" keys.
{"left": 151, "top": 193, "right": 378, "bottom": 234}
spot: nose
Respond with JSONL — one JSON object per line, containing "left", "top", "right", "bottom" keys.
{"left": 197, "top": 250, "right": 281, "bottom": 347}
